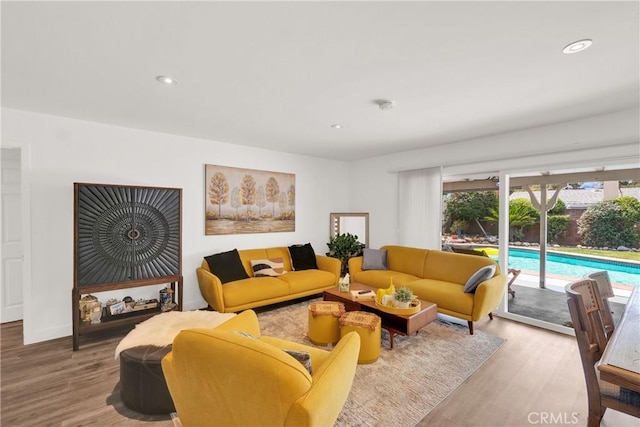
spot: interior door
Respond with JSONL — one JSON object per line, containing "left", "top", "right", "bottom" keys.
{"left": 2, "top": 147, "right": 23, "bottom": 322}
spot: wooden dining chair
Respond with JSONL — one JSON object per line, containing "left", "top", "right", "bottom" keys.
{"left": 587, "top": 271, "right": 616, "bottom": 339}
{"left": 565, "top": 279, "right": 640, "bottom": 427}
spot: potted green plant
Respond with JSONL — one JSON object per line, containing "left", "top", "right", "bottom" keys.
{"left": 326, "top": 233, "right": 365, "bottom": 276}
{"left": 394, "top": 287, "right": 413, "bottom": 309}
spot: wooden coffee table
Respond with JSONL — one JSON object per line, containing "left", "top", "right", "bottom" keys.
{"left": 323, "top": 282, "right": 437, "bottom": 349}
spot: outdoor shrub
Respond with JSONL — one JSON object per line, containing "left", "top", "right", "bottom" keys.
{"left": 548, "top": 198, "right": 566, "bottom": 215}
{"left": 614, "top": 196, "right": 640, "bottom": 223}
{"left": 450, "top": 219, "right": 469, "bottom": 234}
{"left": 485, "top": 198, "right": 539, "bottom": 242}
{"left": 547, "top": 214, "right": 570, "bottom": 243}
{"left": 578, "top": 199, "right": 640, "bottom": 248}
{"left": 444, "top": 191, "right": 498, "bottom": 223}
{"left": 510, "top": 198, "right": 540, "bottom": 221}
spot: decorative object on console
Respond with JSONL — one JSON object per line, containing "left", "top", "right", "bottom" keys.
{"left": 79, "top": 294, "right": 98, "bottom": 322}
{"left": 205, "top": 164, "right": 295, "bottom": 235}
{"left": 109, "top": 301, "right": 126, "bottom": 316}
{"left": 159, "top": 287, "right": 177, "bottom": 311}
{"left": 87, "top": 301, "right": 102, "bottom": 324}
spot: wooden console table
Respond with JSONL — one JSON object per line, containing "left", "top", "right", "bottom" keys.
{"left": 72, "top": 276, "right": 182, "bottom": 351}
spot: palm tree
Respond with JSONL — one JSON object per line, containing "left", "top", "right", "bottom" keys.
{"left": 485, "top": 199, "right": 538, "bottom": 241}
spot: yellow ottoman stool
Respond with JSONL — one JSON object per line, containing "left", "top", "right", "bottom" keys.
{"left": 339, "top": 311, "right": 381, "bottom": 364}
{"left": 307, "top": 301, "right": 345, "bottom": 346}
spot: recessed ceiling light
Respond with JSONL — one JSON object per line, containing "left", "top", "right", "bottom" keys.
{"left": 331, "top": 124, "right": 342, "bottom": 129}
{"left": 156, "top": 75, "right": 177, "bottom": 85}
{"left": 562, "top": 39, "right": 592, "bottom": 54}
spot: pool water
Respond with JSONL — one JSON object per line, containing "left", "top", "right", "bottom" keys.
{"left": 504, "top": 248, "right": 640, "bottom": 287}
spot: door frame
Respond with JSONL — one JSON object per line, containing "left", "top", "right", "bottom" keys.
{"left": 1, "top": 140, "right": 32, "bottom": 344}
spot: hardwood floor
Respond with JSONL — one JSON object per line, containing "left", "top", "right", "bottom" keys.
{"left": 1, "top": 316, "right": 637, "bottom": 426}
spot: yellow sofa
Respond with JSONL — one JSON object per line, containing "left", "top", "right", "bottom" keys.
{"left": 197, "top": 246, "right": 341, "bottom": 313}
{"left": 162, "top": 310, "right": 361, "bottom": 427}
{"left": 349, "top": 245, "right": 507, "bottom": 334}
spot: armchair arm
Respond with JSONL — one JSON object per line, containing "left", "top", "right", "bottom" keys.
{"left": 471, "top": 273, "right": 507, "bottom": 321}
{"left": 196, "top": 267, "right": 226, "bottom": 312}
{"left": 316, "top": 255, "right": 341, "bottom": 284}
{"left": 285, "top": 332, "right": 361, "bottom": 427}
{"left": 212, "top": 309, "right": 261, "bottom": 337}
{"left": 348, "top": 256, "right": 364, "bottom": 275}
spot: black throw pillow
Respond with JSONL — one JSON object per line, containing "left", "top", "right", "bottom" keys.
{"left": 204, "top": 249, "right": 250, "bottom": 284}
{"left": 288, "top": 243, "right": 318, "bottom": 270}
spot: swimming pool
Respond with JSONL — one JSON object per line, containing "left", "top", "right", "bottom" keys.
{"left": 500, "top": 248, "right": 640, "bottom": 286}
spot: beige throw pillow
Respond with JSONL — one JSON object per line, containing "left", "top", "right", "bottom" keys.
{"left": 250, "top": 257, "right": 286, "bottom": 277}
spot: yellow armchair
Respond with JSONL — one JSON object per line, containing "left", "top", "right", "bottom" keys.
{"left": 162, "top": 310, "right": 360, "bottom": 427}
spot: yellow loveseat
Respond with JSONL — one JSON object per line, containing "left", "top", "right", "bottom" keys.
{"left": 197, "top": 247, "right": 341, "bottom": 313}
{"left": 162, "top": 310, "right": 361, "bottom": 427}
{"left": 349, "top": 245, "right": 507, "bottom": 334}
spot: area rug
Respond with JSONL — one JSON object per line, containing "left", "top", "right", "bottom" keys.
{"left": 256, "top": 298, "right": 505, "bottom": 427}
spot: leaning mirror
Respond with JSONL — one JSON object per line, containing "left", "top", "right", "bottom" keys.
{"left": 329, "top": 212, "right": 369, "bottom": 248}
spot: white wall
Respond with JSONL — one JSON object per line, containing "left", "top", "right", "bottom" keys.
{"left": 3, "top": 106, "right": 639, "bottom": 344}
{"left": 1, "top": 108, "right": 349, "bottom": 344}
{"left": 349, "top": 108, "right": 640, "bottom": 249}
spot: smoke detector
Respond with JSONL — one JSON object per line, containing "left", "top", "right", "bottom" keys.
{"left": 376, "top": 100, "right": 395, "bottom": 110}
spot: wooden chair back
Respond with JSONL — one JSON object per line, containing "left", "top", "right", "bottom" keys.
{"left": 565, "top": 279, "right": 640, "bottom": 426}
{"left": 587, "top": 271, "right": 615, "bottom": 338}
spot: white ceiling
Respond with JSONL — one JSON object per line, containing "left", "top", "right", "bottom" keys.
{"left": 2, "top": 1, "right": 639, "bottom": 161}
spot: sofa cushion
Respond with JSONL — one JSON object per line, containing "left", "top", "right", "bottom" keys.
{"left": 423, "top": 250, "right": 497, "bottom": 285}
{"left": 288, "top": 243, "right": 318, "bottom": 270}
{"left": 204, "top": 249, "right": 250, "bottom": 284}
{"left": 350, "top": 270, "right": 420, "bottom": 289}
{"left": 464, "top": 265, "right": 496, "bottom": 293}
{"left": 222, "top": 277, "right": 290, "bottom": 307}
{"left": 250, "top": 257, "right": 286, "bottom": 277}
{"left": 409, "top": 279, "right": 474, "bottom": 316}
{"left": 382, "top": 245, "right": 429, "bottom": 278}
{"left": 362, "top": 248, "right": 388, "bottom": 270}
{"left": 278, "top": 270, "right": 336, "bottom": 294}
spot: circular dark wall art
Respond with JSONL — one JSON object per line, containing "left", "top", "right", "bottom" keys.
{"left": 76, "top": 184, "right": 180, "bottom": 286}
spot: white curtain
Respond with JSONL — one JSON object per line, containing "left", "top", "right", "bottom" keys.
{"left": 397, "top": 167, "right": 443, "bottom": 249}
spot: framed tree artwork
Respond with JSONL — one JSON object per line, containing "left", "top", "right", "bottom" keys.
{"left": 205, "top": 164, "right": 295, "bottom": 235}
